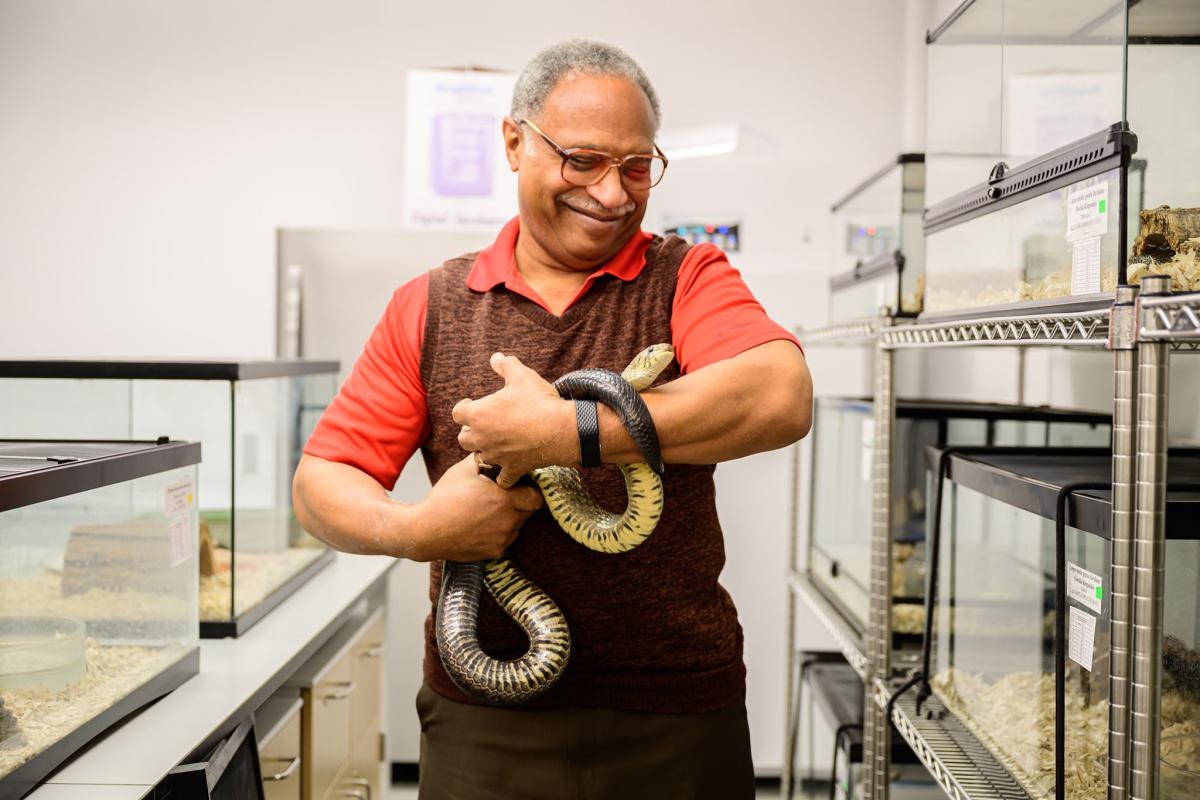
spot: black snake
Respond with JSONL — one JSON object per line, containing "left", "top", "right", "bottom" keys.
{"left": 436, "top": 344, "right": 674, "bottom": 705}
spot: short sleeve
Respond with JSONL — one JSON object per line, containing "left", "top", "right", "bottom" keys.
{"left": 303, "top": 273, "right": 431, "bottom": 489}
{"left": 670, "top": 243, "right": 802, "bottom": 374}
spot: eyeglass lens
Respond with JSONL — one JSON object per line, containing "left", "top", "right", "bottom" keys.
{"left": 562, "top": 151, "right": 665, "bottom": 190}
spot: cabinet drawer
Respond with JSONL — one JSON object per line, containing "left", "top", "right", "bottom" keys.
{"left": 259, "top": 695, "right": 303, "bottom": 800}
{"left": 322, "top": 721, "right": 382, "bottom": 800}
{"left": 350, "top": 610, "right": 386, "bottom": 742}
{"left": 303, "top": 650, "right": 355, "bottom": 800}
{"left": 349, "top": 713, "right": 383, "bottom": 800}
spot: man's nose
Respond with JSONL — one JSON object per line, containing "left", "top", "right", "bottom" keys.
{"left": 586, "top": 166, "right": 630, "bottom": 211}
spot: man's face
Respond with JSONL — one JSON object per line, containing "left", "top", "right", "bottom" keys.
{"left": 503, "top": 73, "right": 657, "bottom": 271}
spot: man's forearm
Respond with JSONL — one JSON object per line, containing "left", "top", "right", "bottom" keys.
{"left": 597, "top": 339, "right": 812, "bottom": 465}
{"left": 292, "top": 454, "right": 421, "bottom": 559}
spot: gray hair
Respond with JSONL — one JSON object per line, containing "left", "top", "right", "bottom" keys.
{"left": 511, "top": 39, "right": 661, "bottom": 130}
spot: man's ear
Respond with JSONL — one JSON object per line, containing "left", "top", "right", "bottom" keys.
{"left": 502, "top": 117, "right": 522, "bottom": 172}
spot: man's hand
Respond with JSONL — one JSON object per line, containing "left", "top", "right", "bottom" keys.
{"left": 411, "top": 453, "right": 544, "bottom": 561}
{"left": 453, "top": 353, "right": 577, "bottom": 488}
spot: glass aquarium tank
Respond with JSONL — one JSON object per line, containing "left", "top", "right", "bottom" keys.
{"left": 828, "top": 154, "right": 926, "bottom": 321}
{"left": 926, "top": 448, "right": 1200, "bottom": 800}
{"left": 806, "top": 398, "right": 1109, "bottom": 645}
{"left": 0, "top": 440, "right": 200, "bottom": 797}
{"left": 922, "top": 0, "right": 1200, "bottom": 317}
{"left": 0, "top": 360, "right": 339, "bottom": 637}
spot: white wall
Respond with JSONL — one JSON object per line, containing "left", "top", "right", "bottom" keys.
{"left": 0, "top": 0, "right": 918, "bottom": 776}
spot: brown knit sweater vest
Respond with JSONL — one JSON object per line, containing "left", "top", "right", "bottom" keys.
{"left": 418, "top": 235, "right": 745, "bottom": 713}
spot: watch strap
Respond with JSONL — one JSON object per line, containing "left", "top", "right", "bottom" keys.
{"left": 575, "top": 399, "right": 601, "bottom": 468}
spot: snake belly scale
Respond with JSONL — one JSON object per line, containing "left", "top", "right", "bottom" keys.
{"left": 436, "top": 344, "right": 674, "bottom": 705}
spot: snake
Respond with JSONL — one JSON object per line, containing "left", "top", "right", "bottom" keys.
{"left": 435, "top": 344, "right": 675, "bottom": 705}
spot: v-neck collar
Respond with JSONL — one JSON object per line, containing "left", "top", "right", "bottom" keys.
{"left": 466, "top": 216, "right": 654, "bottom": 318}
{"left": 503, "top": 274, "right": 613, "bottom": 332}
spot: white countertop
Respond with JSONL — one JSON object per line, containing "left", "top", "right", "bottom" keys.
{"left": 26, "top": 552, "right": 397, "bottom": 800}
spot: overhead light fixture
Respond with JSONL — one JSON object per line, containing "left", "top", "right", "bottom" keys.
{"left": 657, "top": 124, "right": 740, "bottom": 160}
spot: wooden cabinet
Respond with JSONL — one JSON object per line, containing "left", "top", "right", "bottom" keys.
{"left": 286, "top": 604, "right": 386, "bottom": 800}
{"left": 350, "top": 613, "right": 385, "bottom": 745}
{"left": 339, "top": 722, "right": 383, "bottom": 800}
{"left": 305, "top": 651, "right": 355, "bottom": 800}
{"left": 257, "top": 694, "right": 304, "bottom": 800}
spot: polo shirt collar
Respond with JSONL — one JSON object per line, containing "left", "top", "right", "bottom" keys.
{"left": 466, "top": 216, "right": 654, "bottom": 295}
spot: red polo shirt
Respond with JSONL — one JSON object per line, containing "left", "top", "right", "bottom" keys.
{"left": 305, "top": 217, "right": 801, "bottom": 488}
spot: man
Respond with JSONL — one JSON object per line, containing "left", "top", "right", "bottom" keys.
{"left": 294, "top": 39, "right": 812, "bottom": 799}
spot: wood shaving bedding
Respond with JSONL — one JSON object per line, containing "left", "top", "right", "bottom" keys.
{"left": 199, "top": 546, "right": 326, "bottom": 621}
{"left": 0, "top": 640, "right": 188, "bottom": 779}
{"left": 0, "top": 573, "right": 190, "bottom": 622}
{"left": 892, "top": 604, "right": 925, "bottom": 635}
{"left": 1128, "top": 243, "right": 1200, "bottom": 293}
{"left": 0, "top": 698, "right": 14, "bottom": 744}
{"left": 934, "top": 668, "right": 1200, "bottom": 800}
{"left": 0, "top": 547, "right": 326, "bottom": 627}
{"left": 926, "top": 269, "right": 1119, "bottom": 313}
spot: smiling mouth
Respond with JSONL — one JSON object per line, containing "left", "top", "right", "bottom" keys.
{"left": 562, "top": 204, "right": 626, "bottom": 224}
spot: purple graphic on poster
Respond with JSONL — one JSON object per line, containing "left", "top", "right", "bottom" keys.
{"left": 430, "top": 113, "right": 493, "bottom": 196}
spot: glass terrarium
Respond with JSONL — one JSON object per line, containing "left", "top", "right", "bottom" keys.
{"left": 828, "top": 155, "right": 926, "bottom": 321}
{"left": 922, "top": 0, "right": 1200, "bottom": 317}
{"left": 806, "top": 398, "right": 1110, "bottom": 646}
{"left": 0, "top": 440, "right": 200, "bottom": 797}
{"left": 0, "top": 360, "right": 339, "bottom": 637}
{"left": 926, "top": 448, "right": 1200, "bottom": 800}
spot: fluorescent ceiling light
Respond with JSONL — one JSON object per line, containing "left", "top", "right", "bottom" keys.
{"left": 657, "top": 124, "right": 740, "bottom": 161}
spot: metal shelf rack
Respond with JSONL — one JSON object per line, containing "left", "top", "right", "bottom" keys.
{"left": 879, "top": 307, "right": 1110, "bottom": 349}
{"left": 786, "top": 570, "right": 868, "bottom": 680}
{"left": 873, "top": 678, "right": 1034, "bottom": 800}
{"left": 795, "top": 319, "right": 879, "bottom": 347}
{"left": 784, "top": 279, "right": 1196, "bottom": 800}
{"left": 783, "top": 319, "right": 877, "bottom": 800}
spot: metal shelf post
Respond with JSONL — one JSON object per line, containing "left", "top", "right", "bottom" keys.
{"left": 783, "top": 436, "right": 801, "bottom": 799}
{"left": 864, "top": 310, "right": 896, "bottom": 800}
{"left": 1130, "top": 275, "right": 1172, "bottom": 800}
{"left": 1108, "top": 285, "right": 1140, "bottom": 800}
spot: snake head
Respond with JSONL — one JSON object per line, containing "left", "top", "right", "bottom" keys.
{"left": 621, "top": 343, "right": 676, "bottom": 391}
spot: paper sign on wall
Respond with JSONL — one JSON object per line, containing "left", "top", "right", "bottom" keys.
{"left": 1006, "top": 72, "right": 1123, "bottom": 160}
{"left": 404, "top": 69, "right": 519, "bottom": 232}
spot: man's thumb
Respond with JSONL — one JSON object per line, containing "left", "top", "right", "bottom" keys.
{"left": 490, "top": 352, "right": 526, "bottom": 383}
{"left": 495, "top": 465, "right": 524, "bottom": 490}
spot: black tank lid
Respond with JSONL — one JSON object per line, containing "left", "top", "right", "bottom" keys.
{"left": 0, "top": 439, "right": 201, "bottom": 511}
{"left": 927, "top": 446, "right": 1200, "bottom": 540}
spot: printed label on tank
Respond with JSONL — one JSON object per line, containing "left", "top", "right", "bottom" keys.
{"left": 1067, "top": 561, "right": 1104, "bottom": 613}
{"left": 168, "top": 514, "right": 194, "bottom": 567}
{"left": 1071, "top": 236, "right": 1102, "bottom": 295}
{"left": 1066, "top": 180, "right": 1109, "bottom": 242}
{"left": 165, "top": 478, "right": 194, "bottom": 516}
{"left": 1069, "top": 606, "right": 1097, "bottom": 671}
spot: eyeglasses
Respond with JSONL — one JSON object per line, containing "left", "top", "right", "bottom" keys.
{"left": 518, "top": 118, "right": 668, "bottom": 191}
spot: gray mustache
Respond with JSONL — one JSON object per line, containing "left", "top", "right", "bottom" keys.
{"left": 561, "top": 194, "right": 635, "bottom": 217}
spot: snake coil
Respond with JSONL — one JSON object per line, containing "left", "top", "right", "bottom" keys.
{"left": 436, "top": 344, "right": 674, "bottom": 705}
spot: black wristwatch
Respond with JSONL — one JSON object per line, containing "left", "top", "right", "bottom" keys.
{"left": 575, "top": 399, "right": 601, "bottom": 468}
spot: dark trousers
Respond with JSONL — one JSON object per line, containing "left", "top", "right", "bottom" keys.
{"left": 416, "top": 684, "right": 756, "bottom": 800}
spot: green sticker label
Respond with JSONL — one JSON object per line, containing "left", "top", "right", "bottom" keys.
{"left": 1068, "top": 562, "right": 1105, "bottom": 614}
{"left": 1098, "top": 199, "right": 1107, "bottom": 214}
